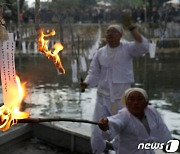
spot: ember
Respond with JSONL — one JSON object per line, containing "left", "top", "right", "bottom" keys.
{"left": 37, "top": 28, "right": 65, "bottom": 74}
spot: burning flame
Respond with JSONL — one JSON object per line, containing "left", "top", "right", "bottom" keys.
{"left": 38, "top": 28, "right": 65, "bottom": 74}
{"left": 0, "top": 75, "right": 29, "bottom": 131}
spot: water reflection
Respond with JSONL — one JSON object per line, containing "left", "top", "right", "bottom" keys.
{"left": 0, "top": 51, "right": 179, "bottom": 138}
{"left": 134, "top": 53, "right": 180, "bottom": 112}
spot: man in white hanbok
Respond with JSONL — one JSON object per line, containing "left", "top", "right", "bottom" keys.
{"left": 81, "top": 24, "right": 149, "bottom": 153}
{"left": 99, "top": 88, "right": 172, "bottom": 154}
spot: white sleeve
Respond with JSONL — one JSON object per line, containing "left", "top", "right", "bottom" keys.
{"left": 107, "top": 110, "right": 128, "bottom": 139}
{"left": 153, "top": 108, "right": 172, "bottom": 143}
{"left": 127, "top": 35, "right": 149, "bottom": 57}
{"left": 84, "top": 51, "right": 101, "bottom": 87}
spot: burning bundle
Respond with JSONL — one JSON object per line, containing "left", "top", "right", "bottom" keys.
{"left": 0, "top": 75, "right": 29, "bottom": 131}
{"left": 0, "top": 105, "right": 29, "bottom": 131}
{"left": 37, "top": 28, "right": 65, "bottom": 74}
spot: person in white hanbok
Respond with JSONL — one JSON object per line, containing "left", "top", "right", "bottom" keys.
{"left": 99, "top": 88, "right": 172, "bottom": 154}
{"left": 80, "top": 24, "right": 149, "bottom": 154}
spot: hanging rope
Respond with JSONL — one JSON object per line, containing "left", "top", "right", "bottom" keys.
{"left": 159, "top": 6, "right": 171, "bottom": 40}
{"left": 35, "top": 0, "right": 40, "bottom": 31}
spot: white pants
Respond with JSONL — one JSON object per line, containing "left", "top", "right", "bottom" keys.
{"left": 90, "top": 94, "right": 123, "bottom": 154}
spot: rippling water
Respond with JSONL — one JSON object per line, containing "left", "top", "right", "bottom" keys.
{"left": 1, "top": 49, "right": 180, "bottom": 139}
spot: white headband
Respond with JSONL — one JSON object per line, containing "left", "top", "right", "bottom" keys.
{"left": 121, "top": 88, "right": 148, "bottom": 104}
{"left": 107, "top": 24, "right": 123, "bottom": 34}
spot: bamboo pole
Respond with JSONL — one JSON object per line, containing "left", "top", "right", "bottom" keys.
{"left": 17, "top": 117, "right": 100, "bottom": 125}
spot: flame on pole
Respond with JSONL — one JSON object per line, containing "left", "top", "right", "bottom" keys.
{"left": 35, "top": 0, "right": 65, "bottom": 74}
{"left": 37, "top": 29, "right": 65, "bottom": 74}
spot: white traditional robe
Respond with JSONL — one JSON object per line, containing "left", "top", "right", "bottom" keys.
{"left": 105, "top": 106, "right": 172, "bottom": 154}
{"left": 85, "top": 37, "right": 149, "bottom": 102}
{"left": 85, "top": 37, "right": 149, "bottom": 154}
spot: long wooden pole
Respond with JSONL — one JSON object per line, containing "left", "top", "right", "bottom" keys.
{"left": 17, "top": 117, "right": 100, "bottom": 125}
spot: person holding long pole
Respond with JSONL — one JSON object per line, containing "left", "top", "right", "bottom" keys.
{"left": 98, "top": 88, "right": 172, "bottom": 154}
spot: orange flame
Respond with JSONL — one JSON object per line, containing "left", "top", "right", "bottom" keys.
{"left": 0, "top": 75, "right": 29, "bottom": 131}
{"left": 38, "top": 28, "right": 65, "bottom": 74}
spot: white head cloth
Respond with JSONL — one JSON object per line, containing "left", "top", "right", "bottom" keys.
{"left": 107, "top": 24, "right": 123, "bottom": 34}
{"left": 121, "top": 87, "right": 148, "bottom": 105}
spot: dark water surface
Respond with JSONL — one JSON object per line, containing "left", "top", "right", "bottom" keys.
{"left": 1, "top": 49, "right": 179, "bottom": 139}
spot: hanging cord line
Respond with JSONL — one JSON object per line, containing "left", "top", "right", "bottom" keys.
{"left": 159, "top": 6, "right": 170, "bottom": 40}
{"left": 67, "top": 20, "right": 83, "bottom": 121}
{"left": 68, "top": 18, "right": 84, "bottom": 93}
{"left": 162, "top": 8, "right": 170, "bottom": 38}
{"left": 0, "top": 2, "right": 16, "bottom": 6}
{"left": 35, "top": 0, "right": 40, "bottom": 32}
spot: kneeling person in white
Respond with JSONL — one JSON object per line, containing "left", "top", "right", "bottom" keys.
{"left": 99, "top": 88, "right": 172, "bottom": 154}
